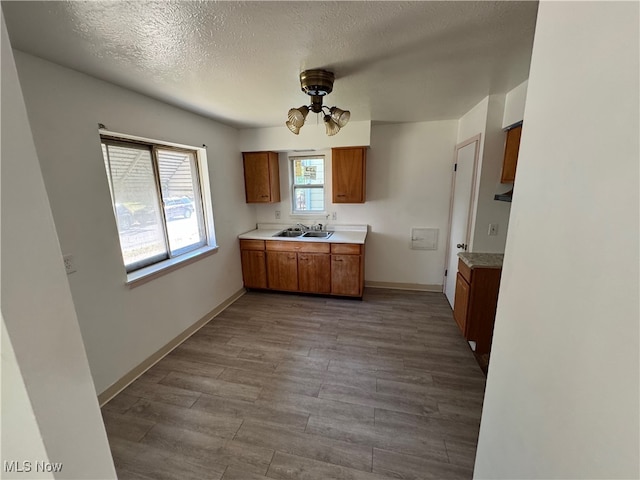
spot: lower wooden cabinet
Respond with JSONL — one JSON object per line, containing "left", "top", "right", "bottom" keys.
{"left": 453, "top": 258, "right": 501, "bottom": 355}
{"left": 298, "top": 253, "right": 331, "bottom": 294}
{"left": 239, "top": 239, "right": 364, "bottom": 297}
{"left": 266, "top": 251, "right": 298, "bottom": 291}
{"left": 240, "top": 240, "right": 267, "bottom": 289}
{"left": 453, "top": 272, "right": 470, "bottom": 334}
{"left": 330, "top": 243, "right": 364, "bottom": 297}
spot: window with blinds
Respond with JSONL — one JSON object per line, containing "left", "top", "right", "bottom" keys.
{"left": 291, "top": 155, "right": 325, "bottom": 214}
{"left": 101, "top": 137, "right": 208, "bottom": 272}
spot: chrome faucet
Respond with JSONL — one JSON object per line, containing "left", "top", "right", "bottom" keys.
{"left": 295, "top": 223, "right": 310, "bottom": 231}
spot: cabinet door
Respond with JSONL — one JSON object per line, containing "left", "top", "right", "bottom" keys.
{"left": 243, "top": 152, "right": 280, "bottom": 203}
{"left": 501, "top": 125, "right": 522, "bottom": 183}
{"left": 266, "top": 251, "right": 298, "bottom": 291}
{"left": 298, "top": 253, "right": 331, "bottom": 294}
{"left": 332, "top": 147, "right": 366, "bottom": 203}
{"left": 331, "top": 254, "right": 361, "bottom": 296}
{"left": 453, "top": 273, "right": 470, "bottom": 336}
{"left": 241, "top": 250, "right": 267, "bottom": 289}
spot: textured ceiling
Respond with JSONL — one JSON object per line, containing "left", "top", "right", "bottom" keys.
{"left": 3, "top": 1, "right": 539, "bottom": 129}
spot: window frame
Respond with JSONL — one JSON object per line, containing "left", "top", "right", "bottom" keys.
{"left": 290, "top": 154, "right": 326, "bottom": 215}
{"left": 100, "top": 131, "right": 217, "bottom": 285}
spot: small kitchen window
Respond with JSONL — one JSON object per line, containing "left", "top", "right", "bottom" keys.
{"left": 291, "top": 155, "right": 325, "bottom": 214}
{"left": 101, "top": 134, "right": 216, "bottom": 282}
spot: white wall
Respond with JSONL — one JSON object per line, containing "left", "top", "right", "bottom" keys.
{"left": 1, "top": 317, "right": 53, "bottom": 480}
{"left": 475, "top": 2, "right": 639, "bottom": 479}
{"left": 254, "top": 121, "right": 458, "bottom": 288}
{"left": 457, "top": 95, "right": 512, "bottom": 253}
{"left": 457, "top": 97, "right": 489, "bottom": 146}
{"left": 502, "top": 80, "right": 527, "bottom": 129}
{"left": 1, "top": 19, "right": 116, "bottom": 478}
{"left": 239, "top": 120, "right": 371, "bottom": 152}
{"left": 470, "top": 94, "right": 512, "bottom": 253}
{"left": 13, "top": 51, "right": 256, "bottom": 395}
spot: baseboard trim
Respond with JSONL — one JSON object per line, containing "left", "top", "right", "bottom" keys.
{"left": 365, "top": 281, "right": 443, "bottom": 292}
{"left": 98, "top": 288, "right": 246, "bottom": 407}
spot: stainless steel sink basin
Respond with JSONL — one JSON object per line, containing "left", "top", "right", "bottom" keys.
{"left": 302, "top": 231, "right": 333, "bottom": 238}
{"left": 274, "top": 229, "right": 304, "bottom": 237}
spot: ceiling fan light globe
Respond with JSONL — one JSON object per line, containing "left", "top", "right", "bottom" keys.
{"left": 330, "top": 107, "right": 350, "bottom": 127}
{"left": 286, "top": 120, "right": 300, "bottom": 135}
{"left": 288, "top": 106, "right": 309, "bottom": 127}
{"left": 324, "top": 115, "right": 340, "bottom": 136}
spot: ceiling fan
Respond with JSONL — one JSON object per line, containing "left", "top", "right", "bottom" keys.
{"left": 286, "top": 69, "right": 350, "bottom": 136}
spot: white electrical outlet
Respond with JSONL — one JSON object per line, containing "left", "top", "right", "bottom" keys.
{"left": 63, "top": 254, "right": 76, "bottom": 274}
{"left": 488, "top": 224, "right": 498, "bottom": 236}
{"left": 332, "top": 212, "right": 337, "bottom": 221}
{"left": 275, "top": 210, "right": 281, "bottom": 219}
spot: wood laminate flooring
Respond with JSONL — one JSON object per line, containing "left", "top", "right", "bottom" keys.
{"left": 102, "top": 288, "right": 486, "bottom": 480}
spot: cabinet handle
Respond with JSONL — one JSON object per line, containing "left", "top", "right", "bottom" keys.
{"left": 337, "top": 194, "right": 346, "bottom": 197}
{"left": 261, "top": 195, "right": 269, "bottom": 198}
{"left": 333, "top": 258, "right": 343, "bottom": 262}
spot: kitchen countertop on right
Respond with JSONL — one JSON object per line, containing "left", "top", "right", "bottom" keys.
{"left": 458, "top": 252, "right": 504, "bottom": 269}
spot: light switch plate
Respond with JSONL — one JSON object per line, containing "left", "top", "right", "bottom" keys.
{"left": 488, "top": 224, "right": 498, "bottom": 236}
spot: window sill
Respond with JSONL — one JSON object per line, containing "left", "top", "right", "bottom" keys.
{"left": 290, "top": 212, "right": 328, "bottom": 217}
{"left": 125, "top": 245, "right": 219, "bottom": 288}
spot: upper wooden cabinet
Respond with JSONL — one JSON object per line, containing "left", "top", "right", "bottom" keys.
{"left": 501, "top": 125, "right": 522, "bottom": 183}
{"left": 332, "top": 147, "right": 366, "bottom": 203}
{"left": 242, "top": 151, "right": 281, "bottom": 203}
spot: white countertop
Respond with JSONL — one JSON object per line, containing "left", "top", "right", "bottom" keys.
{"left": 238, "top": 223, "right": 368, "bottom": 244}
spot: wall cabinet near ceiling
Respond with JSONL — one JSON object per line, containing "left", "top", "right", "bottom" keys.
{"left": 242, "top": 151, "right": 281, "bottom": 203}
{"left": 453, "top": 258, "right": 502, "bottom": 355}
{"left": 332, "top": 146, "right": 367, "bottom": 203}
{"left": 501, "top": 124, "right": 522, "bottom": 183}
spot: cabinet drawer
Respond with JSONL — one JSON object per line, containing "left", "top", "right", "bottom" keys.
{"left": 240, "top": 239, "right": 265, "bottom": 251}
{"left": 266, "top": 241, "right": 330, "bottom": 253}
{"left": 458, "top": 258, "right": 472, "bottom": 283}
{"left": 331, "top": 243, "right": 362, "bottom": 255}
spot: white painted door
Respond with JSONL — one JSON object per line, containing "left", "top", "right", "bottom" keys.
{"left": 444, "top": 136, "right": 480, "bottom": 308}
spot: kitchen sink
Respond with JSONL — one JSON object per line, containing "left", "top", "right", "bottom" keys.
{"left": 302, "top": 231, "right": 333, "bottom": 238}
{"left": 274, "top": 229, "right": 304, "bottom": 237}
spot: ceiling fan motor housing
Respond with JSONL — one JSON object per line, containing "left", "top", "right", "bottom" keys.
{"left": 300, "top": 69, "right": 335, "bottom": 113}
{"left": 300, "top": 69, "right": 334, "bottom": 97}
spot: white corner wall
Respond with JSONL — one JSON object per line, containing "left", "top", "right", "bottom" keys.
{"left": 253, "top": 121, "right": 458, "bottom": 288}
{"left": 470, "top": 94, "right": 512, "bottom": 253}
{"left": 502, "top": 80, "right": 527, "bottom": 129}
{"left": 1, "top": 17, "right": 116, "bottom": 478}
{"left": 12, "top": 51, "right": 256, "bottom": 395}
{"left": 457, "top": 95, "right": 512, "bottom": 254}
{"left": 239, "top": 120, "right": 371, "bottom": 152}
{"left": 1, "top": 317, "right": 53, "bottom": 480}
{"left": 474, "top": 2, "right": 639, "bottom": 479}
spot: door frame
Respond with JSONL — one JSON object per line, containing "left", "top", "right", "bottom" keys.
{"left": 442, "top": 134, "right": 481, "bottom": 294}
